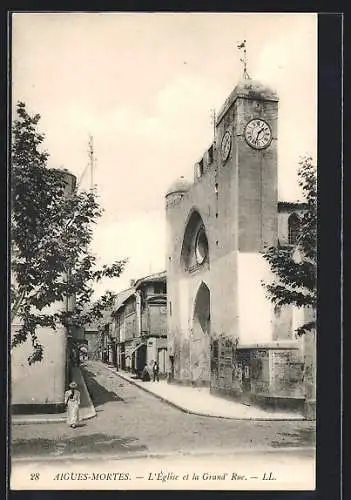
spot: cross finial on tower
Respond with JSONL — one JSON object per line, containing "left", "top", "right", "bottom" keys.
{"left": 237, "top": 40, "right": 250, "bottom": 80}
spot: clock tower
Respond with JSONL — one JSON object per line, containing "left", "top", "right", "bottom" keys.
{"left": 165, "top": 69, "right": 310, "bottom": 414}
{"left": 216, "top": 77, "right": 279, "bottom": 252}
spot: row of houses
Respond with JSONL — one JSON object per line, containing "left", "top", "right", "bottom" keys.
{"left": 84, "top": 271, "right": 168, "bottom": 377}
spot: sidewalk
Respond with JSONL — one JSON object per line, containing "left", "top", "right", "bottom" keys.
{"left": 12, "top": 366, "right": 96, "bottom": 425}
{"left": 105, "top": 365, "right": 305, "bottom": 421}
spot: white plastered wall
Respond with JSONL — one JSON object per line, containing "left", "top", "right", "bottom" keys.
{"left": 237, "top": 252, "right": 274, "bottom": 345}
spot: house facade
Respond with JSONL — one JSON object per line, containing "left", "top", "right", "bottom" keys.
{"left": 83, "top": 325, "right": 101, "bottom": 360}
{"left": 165, "top": 75, "right": 316, "bottom": 418}
{"left": 111, "top": 272, "right": 168, "bottom": 377}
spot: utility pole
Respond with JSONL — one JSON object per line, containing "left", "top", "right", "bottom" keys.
{"left": 77, "top": 135, "right": 97, "bottom": 191}
{"left": 88, "top": 135, "right": 96, "bottom": 191}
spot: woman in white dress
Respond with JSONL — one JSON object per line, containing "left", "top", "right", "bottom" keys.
{"left": 64, "top": 381, "right": 80, "bottom": 428}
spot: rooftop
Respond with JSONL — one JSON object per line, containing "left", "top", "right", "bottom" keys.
{"left": 112, "top": 271, "right": 167, "bottom": 314}
{"left": 113, "top": 287, "right": 135, "bottom": 311}
{"left": 134, "top": 270, "right": 167, "bottom": 290}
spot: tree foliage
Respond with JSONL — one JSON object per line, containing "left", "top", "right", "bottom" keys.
{"left": 11, "top": 102, "right": 127, "bottom": 364}
{"left": 262, "top": 156, "right": 317, "bottom": 335}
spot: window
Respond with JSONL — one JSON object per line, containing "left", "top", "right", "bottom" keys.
{"left": 208, "top": 145, "right": 214, "bottom": 164}
{"left": 195, "top": 227, "right": 209, "bottom": 265}
{"left": 125, "top": 300, "right": 136, "bottom": 315}
{"left": 195, "top": 160, "right": 204, "bottom": 179}
{"left": 211, "top": 340, "right": 218, "bottom": 359}
{"left": 288, "top": 213, "right": 300, "bottom": 245}
{"left": 181, "top": 211, "right": 209, "bottom": 271}
{"left": 154, "top": 282, "right": 167, "bottom": 294}
{"left": 199, "top": 159, "right": 204, "bottom": 175}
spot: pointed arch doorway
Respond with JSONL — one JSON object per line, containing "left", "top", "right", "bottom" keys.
{"left": 191, "top": 282, "right": 211, "bottom": 385}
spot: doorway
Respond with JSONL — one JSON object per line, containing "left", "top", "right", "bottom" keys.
{"left": 191, "top": 282, "right": 211, "bottom": 384}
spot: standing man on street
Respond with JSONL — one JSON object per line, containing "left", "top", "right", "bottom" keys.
{"left": 152, "top": 360, "right": 160, "bottom": 382}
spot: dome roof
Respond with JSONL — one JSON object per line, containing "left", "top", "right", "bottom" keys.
{"left": 166, "top": 176, "right": 192, "bottom": 197}
{"left": 233, "top": 77, "right": 278, "bottom": 100}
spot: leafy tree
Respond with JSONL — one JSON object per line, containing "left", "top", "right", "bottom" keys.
{"left": 11, "top": 102, "right": 127, "bottom": 364}
{"left": 262, "top": 156, "right": 317, "bottom": 335}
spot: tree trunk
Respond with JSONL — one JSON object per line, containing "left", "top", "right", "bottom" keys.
{"left": 11, "top": 289, "right": 25, "bottom": 324}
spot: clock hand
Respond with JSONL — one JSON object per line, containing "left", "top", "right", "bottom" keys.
{"left": 252, "top": 129, "right": 259, "bottom": 142}
{"left": 255, "top": 127, "right": 265, "bottom": 144}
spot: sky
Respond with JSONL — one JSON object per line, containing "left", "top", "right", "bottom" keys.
{"left": 12, "top": 12, "right": 317, "bottom": 296}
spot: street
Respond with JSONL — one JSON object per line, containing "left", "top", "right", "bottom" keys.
{"left": 11, "top": 360, "right": 315, "bottom": 460}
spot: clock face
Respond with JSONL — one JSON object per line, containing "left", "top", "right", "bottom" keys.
{"left": 244, "top": 119, "right": 272, "bottom": 149}
{"left": 221, "top": 130, "right": 232, "bottom": 162}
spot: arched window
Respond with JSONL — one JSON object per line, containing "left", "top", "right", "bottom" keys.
{"left": 288, "top": 213, "right": 300, "bottom": 245}
{"left": 195, "top": 227, "right": 209, "bottom": 265}
{"left": 181, "top": 210, "right": 209, "bottom": 271}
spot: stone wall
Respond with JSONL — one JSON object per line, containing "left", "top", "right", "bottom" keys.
{"left": 11, "top": 326, "right": 67, "bottom": 412}
{"left": 210, "top": 336, "right": 304, "bottom": 411}
{"left": 210, "top": 336, "right": 241, "bottom": 396}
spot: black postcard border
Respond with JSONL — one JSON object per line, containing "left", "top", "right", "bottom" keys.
{"left": 1, "top": 8, "right": 343, "bottom": 500}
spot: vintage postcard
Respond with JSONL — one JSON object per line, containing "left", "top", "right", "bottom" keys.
{"left": 10, "top": 12, "right": 318, "bottom": 491}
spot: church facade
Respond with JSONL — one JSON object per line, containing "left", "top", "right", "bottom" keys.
{"left": 165, "top": 76, "right": 316, "bottom": 418}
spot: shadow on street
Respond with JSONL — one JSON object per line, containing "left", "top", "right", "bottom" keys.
{"left": 270, "top": 427, "right": 316, "bottom": 448}
{"left": 12, "top": 433, "right": 147, "bottom": 457}
{"left": 81, "top": 367, "right": 125, "bottom": 407}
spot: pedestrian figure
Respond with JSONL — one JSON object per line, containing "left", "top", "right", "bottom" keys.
{"left": 141, "top": 364, "right": 151, "bottom": 382}
{"left": 103, "top": 348, "right": 108, "bottom": 363}
{"left": 152, "top": 360, "right": 160, "bottom": 382}
{"left": 64, "top": 381, "right": 80, "bottom": 428}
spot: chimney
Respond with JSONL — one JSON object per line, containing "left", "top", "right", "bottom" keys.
{"left": 130, "top": 279, "right": 135, "bottom": 287}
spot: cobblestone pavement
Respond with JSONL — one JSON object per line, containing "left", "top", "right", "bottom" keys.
{"left": 11, "top": 361, "right": 316, "bottom": 460}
